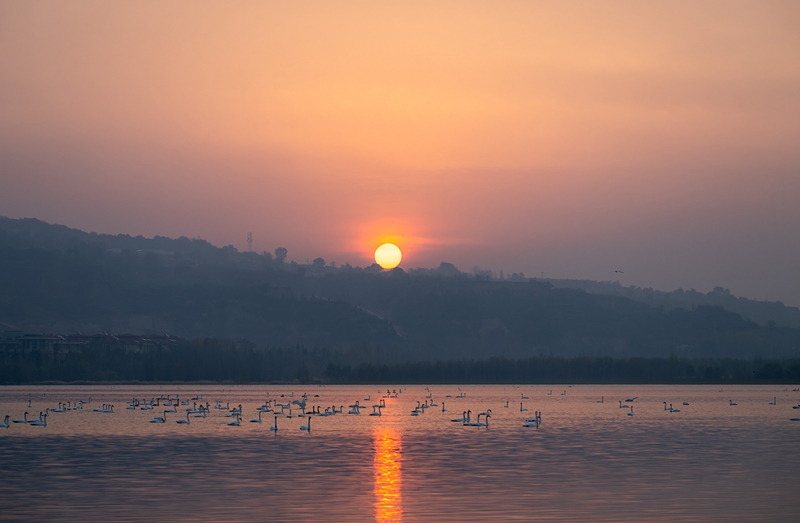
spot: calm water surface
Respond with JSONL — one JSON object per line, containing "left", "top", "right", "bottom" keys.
{"left": 1, "top": 384, "right": 798, "bottom": 522}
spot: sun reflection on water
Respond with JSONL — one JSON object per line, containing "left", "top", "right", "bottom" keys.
{"left": 373, "top": 427, "right": 403, "bottom": 523}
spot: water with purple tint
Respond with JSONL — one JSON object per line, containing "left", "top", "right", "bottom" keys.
{"left": 1, "top": 384, "right": 798, "bottom": 522}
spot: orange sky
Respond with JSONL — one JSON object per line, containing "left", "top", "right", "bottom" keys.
{"left": 1, "top": 1, "right": 799, "bottom": 304}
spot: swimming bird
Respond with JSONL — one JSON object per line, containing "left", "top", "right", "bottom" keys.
{"left": 30, "top": 412, "right": 47, "bottom": 427}
{"left": 300, "top": 417, "right": 311, "bottom": 431}
{"left": 628, "top": 406, "right": 634, "bottom": 417}
{"left": 521, "top": 393, "right": 529, "bottom": 400}
{"left": 150, "top": 410, "right": 168, "bottom": 423}
{"left": 227, "top": 414, "right": 241, "bottom": 426}
{"left": 451, "top": 411, "right": 469, "bottom": 423}
{"left": 442, "top": 401, "right": 446, "bottom": 413}
{"left": 520, "top": 403, "right": 528, "bottom": 412}
{"left": 176, "top": 412, "right": 191, "bottom": 424}
{"left": 250, "top": 410, "right": 263, "bottom": 423}
{"left": 769, "top": 397, "right": 776, "bottom": 405}
{"left": 683, "top": 402, "right": 689, "bottom": 406}
{"left": 0, "top": 415, "right": 9, "bottom": 428}
{"left": 597, "top": 396, "right": 604, "bottom": 403}
{"left": 29, "top": 409, "right": 49, "bottom": 424}
{"left": 503, "top": 401, "right": 509, "bottom": 408}
{"left": 729, "top": 400, "right": 737, "bottom": 406}
{"left": 12, "top": 412, "right": 29, "bottom": 424}
{"left": 270, "top": 416, "right": 278, "bottom": 431}
{"left": 523, "top": 411, "right": 541, "bottom": 428}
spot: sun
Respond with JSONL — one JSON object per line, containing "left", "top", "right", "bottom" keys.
{"left": 374, "top": 243, "right": 402, "bottom": 269}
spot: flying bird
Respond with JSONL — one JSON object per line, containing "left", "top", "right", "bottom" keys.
{"left": 611, "top": 270, "right": 624, "bottom": 274}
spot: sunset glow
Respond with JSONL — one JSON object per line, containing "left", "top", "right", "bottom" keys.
{"left": 0, "top": 1, "right": 798, "bottom": 304}
{"left": 373, "top": 427, "right": 403, "bottom": 523}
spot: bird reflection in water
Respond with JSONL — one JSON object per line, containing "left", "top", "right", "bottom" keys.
{"left": 373, "top": 427, "right": 402, "bottom": 522}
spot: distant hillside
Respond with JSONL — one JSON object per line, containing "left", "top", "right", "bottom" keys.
{"left": 1, "top": 216, "right": 798, "bottom": 360}
{"left": 548, "top": 279, "right": 800, "bottom": 328}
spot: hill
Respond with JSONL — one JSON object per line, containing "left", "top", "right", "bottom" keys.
{"left": 1, "top": 216, "right": 798, "bottom": 360}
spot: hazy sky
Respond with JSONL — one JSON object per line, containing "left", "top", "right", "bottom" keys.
{"left": 1, "top": 1, "right": 799, "bottom": 305}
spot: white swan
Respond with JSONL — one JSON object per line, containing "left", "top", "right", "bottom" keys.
{"left": 769, "top": 397, "right": 776, "bottom": 405}
{"left": 451, "top": 411, "right": 468, "bottom": 423}
{"left": 521, "top": 393, "right": 529, "bottom": 400}
{"left": 0, "top": 415, "right": 9, "bottom": 428}
{"left": 29, "top": 409, "right": 49, "bottom": 425}
{"left": 270, "top": 416, "right": 278, "bottom": 431}
{"left": 597, "top": 396, "right": 604, "bottom": 403}
{"left": 729, "top": 400, "right": 737, "bottom": 406}
{"left": 628, "top": 406, "right": 634, "bottom": 416}
{"left": 176, "top": 412, "right": 191, "bottom": 424}
{"left": 227, "top": 414, "right": 241, "bottom": 426}
{"left": 523, "top": 411, "right": 541, "bottom": 428}
{"left": 250, "top": 411, "right": 263, "bottom": 423}
{"left": 12, "top": 412, "right": 29, "bottom": 424}
{"left": 150, "top": 410, "right": 168, "bottom": 423}
{"left": 369, "top": 406, "right": 382, "bottom": 416}
{"left": 520, "top": 403, "right": 528, "bottom": 412}
{"left": 300, "top": 417, "right": 311, "bottom": 431}
{"left": 442, "top": 401, "right": 446, "bottom": 412}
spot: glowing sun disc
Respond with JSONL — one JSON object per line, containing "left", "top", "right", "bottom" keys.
{"left": 374, "top": 243, "right": 402, "bottom": 269}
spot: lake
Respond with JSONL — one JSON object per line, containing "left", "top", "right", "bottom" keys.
{"left": 1, "top": 384, "right": 798, "bottom": 522}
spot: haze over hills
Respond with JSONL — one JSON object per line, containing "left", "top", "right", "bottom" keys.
{"left": 1, "top": 216, "right": 798, "bottom": 361}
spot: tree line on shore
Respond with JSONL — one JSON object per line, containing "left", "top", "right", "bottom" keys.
{"left": 1, "top": 338, "right": 798, "bottom": 384}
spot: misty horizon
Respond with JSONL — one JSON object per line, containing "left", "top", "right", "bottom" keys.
{"left": 2, "top": 2, "right": 798, "bottom": 308}
{"left": 5, "top": 214, "right": 799, "bottom": 309}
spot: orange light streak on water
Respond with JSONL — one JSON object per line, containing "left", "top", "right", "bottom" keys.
{"left": 373, "top": 427, "right": 403, "bottom": 523}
